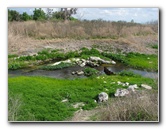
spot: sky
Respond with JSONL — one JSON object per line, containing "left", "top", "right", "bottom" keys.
{"left": 8, "top": 7, "right": 159, "bottom": 23}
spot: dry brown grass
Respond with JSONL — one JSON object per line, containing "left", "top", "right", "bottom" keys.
{"left": 8, "top": 93, "right": 22, "bottom": 121}
{"left": 8, "top": 20, "right": 158, "bottom": 55}
{"left": 95, "top": 90, "right": 158, "bottom": 121}
{"left": 8, "top": 20, "right": 157, "bottom": 39}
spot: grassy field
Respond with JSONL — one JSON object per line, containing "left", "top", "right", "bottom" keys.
{"left": 8, "top": 72, "right": 158, "bottom": 121}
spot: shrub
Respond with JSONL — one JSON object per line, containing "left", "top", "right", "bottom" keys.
{"left": 65, "top": 51, "right": 80, "bottom": 59}
{"left": 80, "top": 47, "right": 100, "bottom": 56}
{"left": 151, "top": 44, "right": 158, "bottom": 49}
{"left": 119, "top": 70, "right": 141, "bottom": 77}
{"left": 8, "top": 61, "right": 26, "bottom": 70}
{"left": 83, "top": 67, "right": 99, "bottom": 77}
{"left": 102, "top": 52, "right": 127, "bottom": 64}
{"left": 97, "top": 90, "right": 158, "bottom": 121}
{"left": 8, "top": 54, "right": 18, "bottom": 58}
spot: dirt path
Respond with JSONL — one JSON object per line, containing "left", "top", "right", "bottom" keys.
{"left": 69, "top": 108, "right": 99, "bottom": 121}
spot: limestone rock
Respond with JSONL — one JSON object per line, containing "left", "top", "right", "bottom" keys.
{"left": 111, "top": 60, "right": 116, "bottom": 64}
{"left": 89, "top": 56, "right": 111, "bottom": 64}
{"left": 128, "top": 84, "right": 138, "bottom": 92}
{"left": 76, "top": 71, "right": 84, "bottom": 75}
{"left": 98, "top": 92, "right": 108, "bottom": 102}
{"left": 72, "top": 102, "right": 85, "bottom": 108}
{"left": 61, "top": 99, "right": 68, "bottom": 103}
{"left": 141, "top": 84, "right": 152, "bottom": 90}
{"left": 114, "top": 89, "right": 129, "bottom": 97}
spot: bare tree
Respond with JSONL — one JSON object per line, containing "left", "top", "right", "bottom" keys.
{"left": 46, "top": 8, "right": 53, "bottom": 20}
{"left": 60, "top": 8, "right": 77, "bottom": 20}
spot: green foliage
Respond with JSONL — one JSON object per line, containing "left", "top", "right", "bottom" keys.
{"left": 17, "top": 55, "right": 35, "bottom": 61}
{"left": 102, "top": 52, "right": 127, "bottom": 64}
{"left": 8, "top": 61, "right": 26, "bottom": 70}
{"left": 8, "top": 9, "right": 21, "bottom": 21}
{"left": 102, "top": 52, "right": 158, "bottom": 71}
{"left": 8, "top": 54, "right": 18, "bottom": 58}
{"left": 8, "top": 10, "right": 32, "bottom": 21}
{"left": 33, "top": 8, "right": 46, "bottom": 21}
{"left": 8, "top": 48, "right": 158, "bottom": 72}
{"left": 37, "top": 49, "right": 50, "bottom": 55}
{"left": 126, "top": 52, "right": 158, "bottom": 71}
{"left": 8, "top": 74, "right": 157, "bottom": 121}
{"left": 151, "top": 44, "right": 158, "bottom": 49}
{"left": 81, "top": 47, "right": 100, "bottom": 56}
{"left": 52, "top": 11, "right": 64, "bottom": 20}
{"left": 83, "top": 67, "right": 99, "bottom": 77}
{"left": 65, "top": 51, "right": 80, "bottom": 59}
{"left": 69, "top": 17, "right": 78, "bottom": 21}
{"left": 40, "top": 62, "right": 74, "bottom": 70}
{"left": 21, "top": 12, "right": 32, "bottom": 21}
{"left": 118, "top": 70, "right": 141, "bottom": 77}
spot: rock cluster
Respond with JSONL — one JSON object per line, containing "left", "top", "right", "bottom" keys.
{"left": 72, "top": 70, "right": 84, "bottom": 75}
{"left": 114, "top": 82, "right": 152, "bottom": 97}
{"left": 52, "top": 57, "right": 116, "bottom": 68}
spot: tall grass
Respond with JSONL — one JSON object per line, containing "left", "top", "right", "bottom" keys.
{"left": 8, "top": 20, "right": 157, "bottom": 40}
{"left": 96, "top": 90, "right": 158, "bottom": 121}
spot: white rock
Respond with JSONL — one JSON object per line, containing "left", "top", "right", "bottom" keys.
{"left": 71, "top": 71, "right": 76, "bottom": 75}
{"left": 125, "top": 82, "right": 129, "bottom": 86}
{"left": 72, "top": 102, "right": 85, "bottom": 108}
{"left": 122, "top": 84, "right": 126, "bottom": 86}
{"left": 128, "top": 84, "right": 138, "bottom": 89}
{"left": 89, "top": 56, "right": 111, "bottom": 64}
{"left": 52, "top": 59, "right": 71, "bottom": 66}
{"left": 114, "top": 89, "right": 129, "bottom": 97}
{"left": 98, "top": 92, "right": 109, "bottom": 102}
{"left": 76, "top": 71, "right": 84, "bottom": 75}
{"left": 141, "top": 84, "right": 152, "bottom": 90}
{"left": 61, "top": 99, "right": 68, "bottom": 103}
{"left": 80, "top": 62, "right": 86, "bottom": 67}
{"left": 127, "top": 86, "right": 135, "bottom": 92}
{"left": 52, "top": 61, "right": 61, "bottom": 66}
{"left": 117, "top": 81, "right": 122, "bottom": 85}
{"left": 111, "top": 60, "right": 116, "bottom": 64}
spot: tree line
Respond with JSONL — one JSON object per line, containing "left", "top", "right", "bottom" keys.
{"left": 8, "top": 8, "right": 78, "bottom": 21}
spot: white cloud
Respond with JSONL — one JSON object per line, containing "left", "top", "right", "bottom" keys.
{"left": 8, "top": 7, "right": 158, "bottom": 23}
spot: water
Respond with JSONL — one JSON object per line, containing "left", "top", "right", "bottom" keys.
{"left": 8, "top": 62, "right": 158, "bottom": 79}
{"left": 96, "top": 63, "right": 158, "bottom": 79}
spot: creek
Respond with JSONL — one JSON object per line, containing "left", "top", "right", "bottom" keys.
{"left": 8, "top": 62, "right": 158, "bottom": 79}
